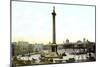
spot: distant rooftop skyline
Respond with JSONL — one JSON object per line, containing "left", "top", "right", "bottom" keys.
{"left": 12, "top": 1, "right": 95, "bottom": 44}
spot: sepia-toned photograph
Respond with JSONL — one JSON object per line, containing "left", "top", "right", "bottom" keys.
{"left": 11, "top": 0, "right": 96, "bottom": 66}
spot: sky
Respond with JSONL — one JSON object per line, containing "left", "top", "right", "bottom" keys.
{"left": 12, "top": 1, "right": 95, "bottom": 44}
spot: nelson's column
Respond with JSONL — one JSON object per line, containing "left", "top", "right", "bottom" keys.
{"left": 51, "top": 6, "right": 57, "bottom": 53}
